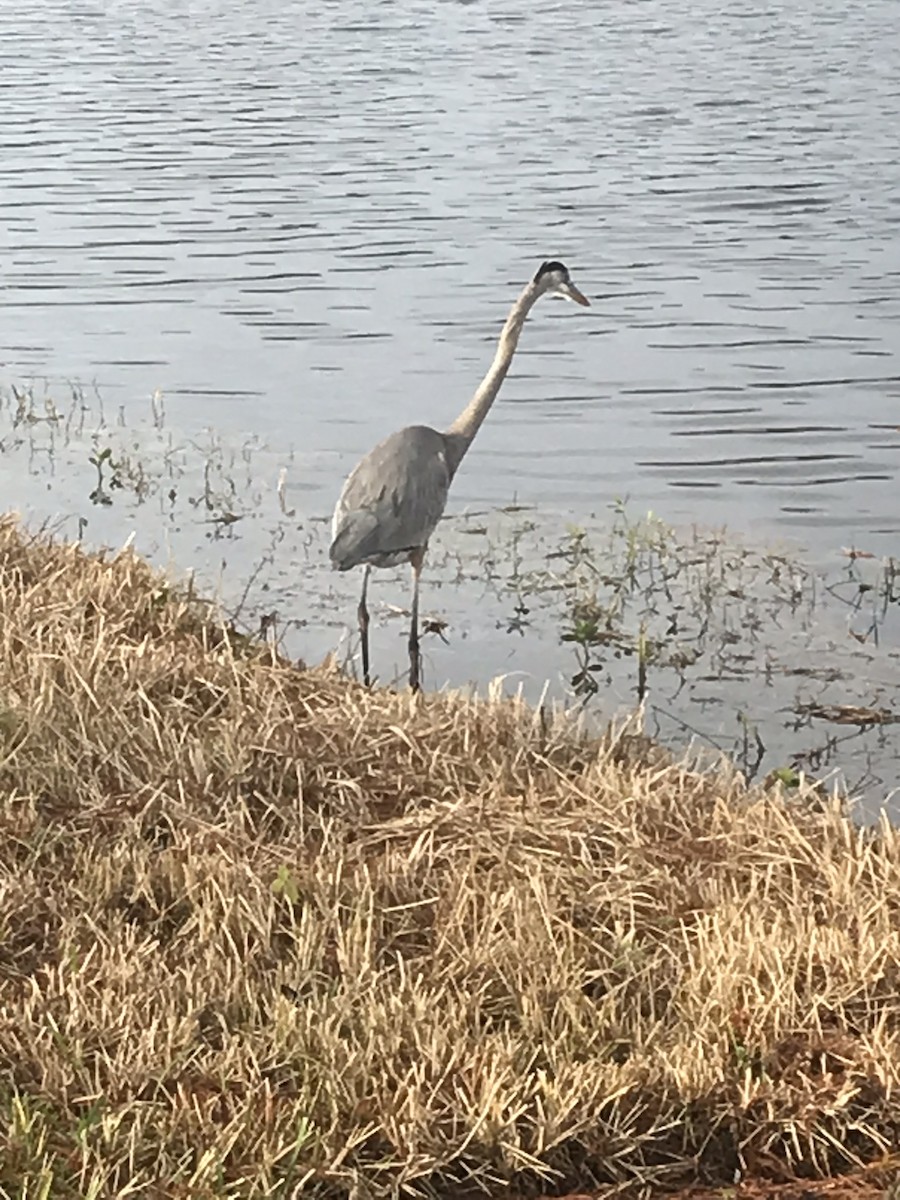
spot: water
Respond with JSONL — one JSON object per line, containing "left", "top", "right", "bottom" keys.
{"left": 1, "top": 0, "right": 899, "bottom": 805}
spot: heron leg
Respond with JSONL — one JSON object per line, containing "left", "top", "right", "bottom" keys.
{"left": 408, "top": 548, "right": 424, "bottom": 693}
{"left": 357, "top": 564, "right": 371, "bottom": 687}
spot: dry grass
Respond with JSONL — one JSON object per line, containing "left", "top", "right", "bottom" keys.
{"left": 1, "top": 515, "right": 899, "bottom": 1199}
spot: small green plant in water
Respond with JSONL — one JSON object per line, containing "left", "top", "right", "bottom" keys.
{"left": 88, "top": 446, "right": 122, "bottom": 507}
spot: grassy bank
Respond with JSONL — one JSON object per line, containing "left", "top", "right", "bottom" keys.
{"left": 0, "top": 515, "right": 899, "bottom": 1199}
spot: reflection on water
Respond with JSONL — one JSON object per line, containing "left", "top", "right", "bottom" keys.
{"left": 1, "top": 0, "right": 899, "bottom": 563}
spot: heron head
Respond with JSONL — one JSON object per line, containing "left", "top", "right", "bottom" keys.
{"left": 533, "top": 260, "right": 590, "bottom": 306}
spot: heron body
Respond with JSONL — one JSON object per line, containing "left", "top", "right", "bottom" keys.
{"left": 330, "top": 425, "right": 452, "bottom": 571}
{"left": 330, "top": 260, "right": 590, "bottom": 691}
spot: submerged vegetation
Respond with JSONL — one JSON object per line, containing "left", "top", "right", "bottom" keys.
{"left": 1, "top": 517, "right": 900, "bottom": 1196}
{"left": 516, "top": 504, "right": 900, "bottom": 793}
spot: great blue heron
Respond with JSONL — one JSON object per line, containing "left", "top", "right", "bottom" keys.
{"left": 330, "top": 259, "right": 590, "bottom": 692}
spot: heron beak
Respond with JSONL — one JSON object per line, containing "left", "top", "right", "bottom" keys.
{"left": 562, "top": 282, "right": 591, "bottom": 307}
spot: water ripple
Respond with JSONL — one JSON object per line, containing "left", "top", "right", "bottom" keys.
{"left": 0, "top": 0, "right": 898, "bottom": 554}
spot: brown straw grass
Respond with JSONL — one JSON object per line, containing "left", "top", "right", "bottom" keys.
{"left": 0, "top": 514, "right": 899, "bottom": 1198}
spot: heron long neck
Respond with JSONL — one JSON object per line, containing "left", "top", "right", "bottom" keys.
{"left": 444, "top": 280, "right": 540, "bottom": 477}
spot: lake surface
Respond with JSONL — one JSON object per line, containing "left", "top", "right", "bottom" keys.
{"left": 1, "top": 0, "right": 899, "bottom": 806}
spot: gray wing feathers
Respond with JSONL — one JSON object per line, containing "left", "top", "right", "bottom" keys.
{"left": 330, "top": 426, "right": 451, "bottom": 570}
